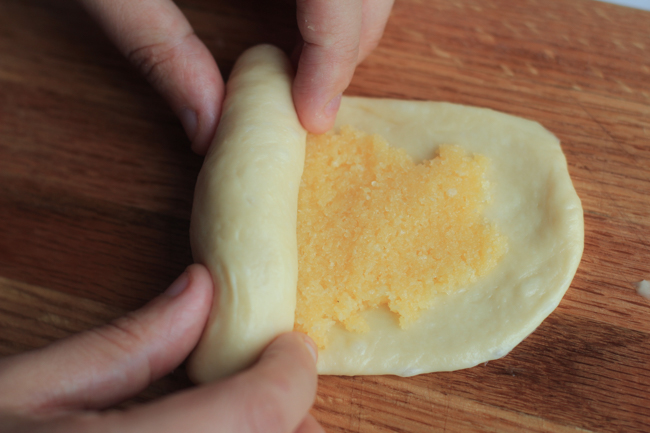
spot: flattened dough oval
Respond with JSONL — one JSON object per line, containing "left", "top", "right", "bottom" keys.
{"left": 186, "top": 48, "right": 584, "bottom": 380}
{"left": 313, "top": 97, "right": 584, "bottom": 375}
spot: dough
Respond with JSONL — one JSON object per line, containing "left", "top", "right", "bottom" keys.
{"left": 188, "top": 44, "right": 584, "bottom": 381}
{"left": 321, "top": 98, "right": 583, "bottom": 375}
{"left": 187, "top": 45, "right": 306, "bottom": 383}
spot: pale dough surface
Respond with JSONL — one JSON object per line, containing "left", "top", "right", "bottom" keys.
{"left": 187, "top": 45, "right": 306, "bottom": 383}
{"left": 188, "top": 45, "right": 584, "bottom": 381}
{"left": 320, "top": 98, "right": 584, "bottom": 375}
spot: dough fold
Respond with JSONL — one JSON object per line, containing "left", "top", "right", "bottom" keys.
{"left": 187, "top": 45, "right": 306, "bottom": 383}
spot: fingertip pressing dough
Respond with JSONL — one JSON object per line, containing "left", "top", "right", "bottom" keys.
{"left": 188, "top": 45, "right": 584, "bottom": 381}
{"left": 187, "top": 44, "right": 306, "bottom": 383}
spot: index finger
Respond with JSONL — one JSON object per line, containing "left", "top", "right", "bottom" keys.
{"left": 79, "top": 0, "right": 224, "bottom": 154}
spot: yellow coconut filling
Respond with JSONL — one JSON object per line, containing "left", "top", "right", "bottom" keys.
{"left": 295, "top": 126, "right": 507, "bottom": 348}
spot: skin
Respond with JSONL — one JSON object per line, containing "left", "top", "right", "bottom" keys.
{"left": 0, "top": 1, "right": 394, "bottom": 430}
{"left": 77, "top": 0, "right": 395, "bottom": 153}
{"left": 0, "top": 265, "right": 323, "bottom": 433}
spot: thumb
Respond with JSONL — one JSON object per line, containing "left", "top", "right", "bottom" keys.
{"left": 293, "top": 0, "right": 363, "bottom": 133}
{"left": 100, "top": 333, "right": 320, "bottom": 433}
{"left": 0, "top": 264, "right": 214, "bottom": 413}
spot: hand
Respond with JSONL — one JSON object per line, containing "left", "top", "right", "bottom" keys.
{"left": 292, "top": 0, "right": 394, "bottom": 133}
{"left": 77, "top": 0, "right": 394, "bottom": 153}
{"left": 0, "top": 265, "right": 322, "bottom": 433}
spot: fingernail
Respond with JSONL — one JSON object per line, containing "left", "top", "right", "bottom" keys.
{"left": 165, "top": 270, "right": 190, "bottom": 297}
{"left": 179, "top": 107, "right": 198, "bottom": 142}
{"left": 302, "top": 334, "right": 318, "bottom": 363}
{"left": 323, "top": 93, "right": 342, "bottom": 119}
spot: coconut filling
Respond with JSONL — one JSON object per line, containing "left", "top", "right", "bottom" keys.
{"left": 295, "top": 126, "right": 508, "bottom": 348}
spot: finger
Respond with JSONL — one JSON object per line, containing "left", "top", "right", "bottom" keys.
{"left": 358, "top": 0, "right": 394, "bottom": 61}
{"left": 79, "top": 0, "right": 224, "bottom": 155}
{"left": 293, "top": 0, "right": 363, "bottom": 133}
{"left": 294, "top": 413, "right": 325, "bottom": 433}
{"left": 93, "top": 333, "right": 319, "bottom": 433}
{"left": 0, "top": 264, "right": 214, "bottom": 413}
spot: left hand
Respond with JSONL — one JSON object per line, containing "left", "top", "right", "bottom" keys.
{"left": 0, "top": 264, "right": 321, "bottom": 433}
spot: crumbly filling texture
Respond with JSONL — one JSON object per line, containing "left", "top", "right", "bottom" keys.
{"left": 295, "top": 126, "right": 507, "bottom": 348}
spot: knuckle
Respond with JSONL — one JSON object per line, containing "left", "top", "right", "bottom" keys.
{"left": 297, "top": 40, "right": 359, "bottom": 88}
{"left": 334, "top": 41, "right": 361, "bottom": 64}
{"left": 91, "top": 312, "right": 146, "bottom": 357}
{"left": 84, "top": 312, "right": 153, "bottom": 384}
{"left": 302, "top": 32, "right": 360, "bottom": 62}
{"left": 126, "top": 32, "right": 195, "bottom": 84}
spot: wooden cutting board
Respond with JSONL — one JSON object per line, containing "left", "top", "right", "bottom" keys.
{"left": 1, "top": 0, "right": 649, "bottom": 431}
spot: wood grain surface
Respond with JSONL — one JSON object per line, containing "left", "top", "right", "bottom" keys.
{"left": 1, "top": 0, "right": 649, "bottom": 431}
